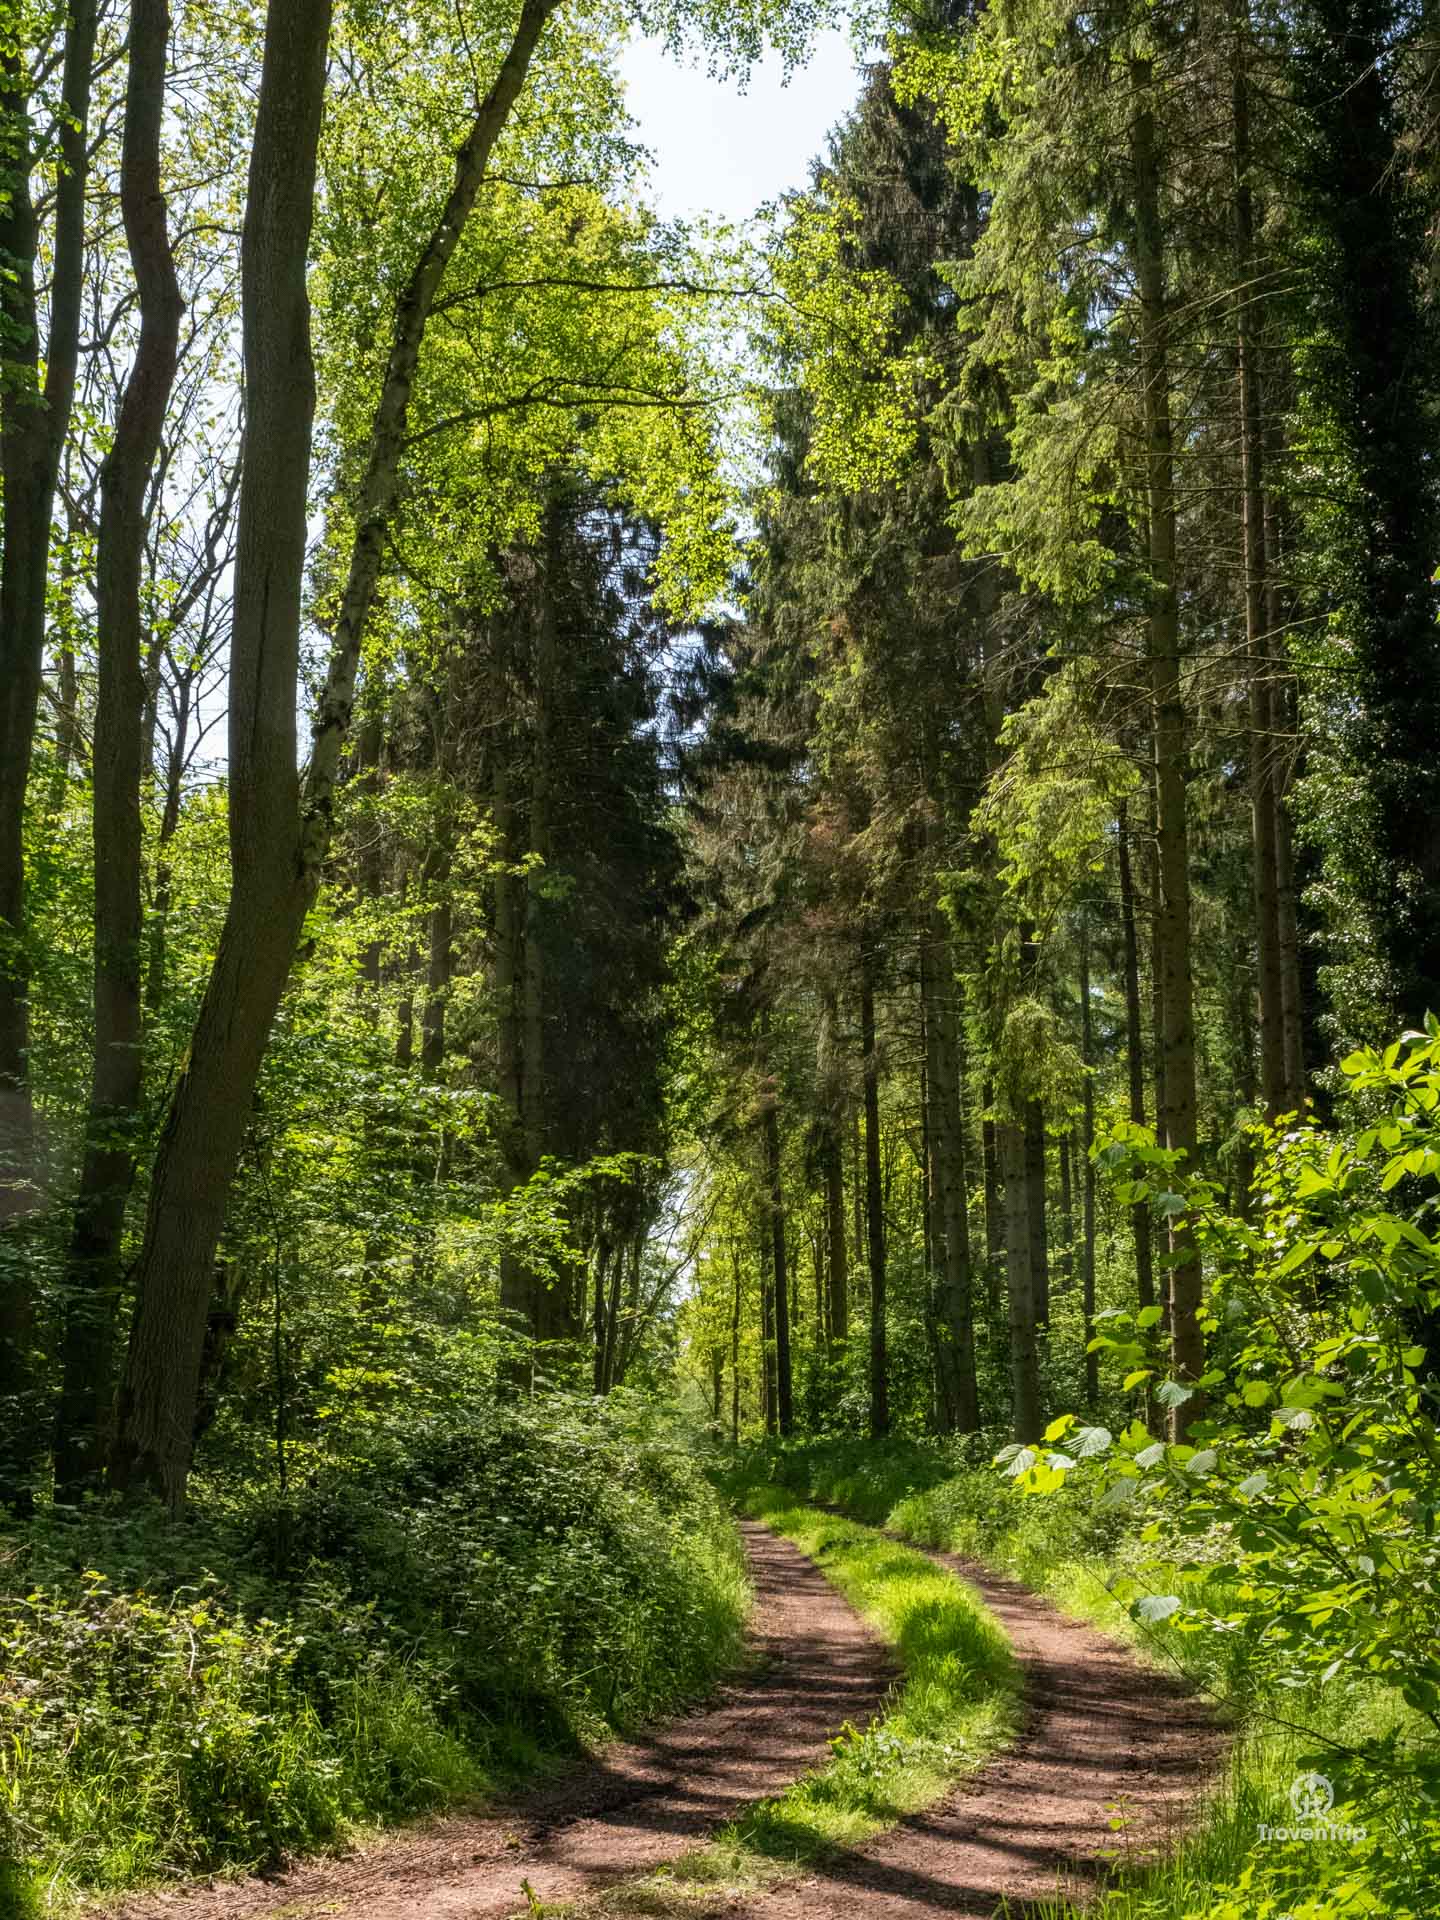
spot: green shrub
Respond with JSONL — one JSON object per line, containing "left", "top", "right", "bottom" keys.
{"left": 0, "top": 1395, "right": 747, "bottom": 1901}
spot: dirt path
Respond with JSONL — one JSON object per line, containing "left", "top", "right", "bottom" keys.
{"left": 730, "top": 1535, "right": 1227, "bottom": 1920}
{"left": 101, "top": 1520, "right": 896, "bottom": 1920}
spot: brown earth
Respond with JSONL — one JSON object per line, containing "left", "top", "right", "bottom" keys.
{"left": 724, "top": 1535, "right": 1228, "bottom": 1920}
{"left": 99, "top": 1519, "right": 897, "bottom": 1920}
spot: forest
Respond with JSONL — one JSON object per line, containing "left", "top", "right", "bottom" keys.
{"left": 3, "top": 0, "right": 1440, "bottom": 1916}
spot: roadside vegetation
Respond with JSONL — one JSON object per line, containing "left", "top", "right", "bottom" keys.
{"left": 0, "top": 1398, "right": 746, "bottom": 1911}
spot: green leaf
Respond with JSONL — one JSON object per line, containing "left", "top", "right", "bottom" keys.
{"left": 1136, "top": 1305, "right": 1164, "bottom": 1330}
{"left": 1134, "top": 1595, "right": 1182, "bottom": 1624}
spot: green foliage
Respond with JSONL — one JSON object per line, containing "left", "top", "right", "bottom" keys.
{"left": 997, "top": 1029, "right": 1440, "bottom": 1916}
{"left": 0, "top": 1397, "right": 746, "bottom": 1899}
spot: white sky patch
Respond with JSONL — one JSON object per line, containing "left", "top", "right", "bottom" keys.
{"left": 619, "top": 27, "right": 864, "bottom": 229}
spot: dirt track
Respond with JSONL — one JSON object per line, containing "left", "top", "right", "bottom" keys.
{"left": 102, "top": 1520, "right": 896, "bottom": 1920}
{"left": 101, "top": 1517, "right": 1225, "bottom": 1920}
{"left": 730, "top": 1536, "right": 1227, "bottom": 1920}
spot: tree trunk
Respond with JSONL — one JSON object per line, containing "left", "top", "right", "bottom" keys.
{"left": 730, "top": 1245, "right": 741, "bottom": 1443}
{"left": 760, "top": 1220, "right": 778, "bottom": 1436}
{"left": 0, "top": 0, "right": 100, "bottom": 1509}
{"left": 922, "top": 918, "right": 979, "bottom": 1432}
{"left": 109, "top": 0, "right": 559, "bottom": 1505}
{"left": 860, "top": 945, "right": 888, "bottom": 1439}
{"left": 981, "top": 1082, "right": 1003, "bottom": 1321}
{"left": 56, "top": 0, "right": 185, "bottom": 1498}
{"left": 108, "top": 0, "right": 333, "bottom": 1505}
{"left": 1270, "top": 656, "right": 1306, "bottom": 1109}
{"left": 1131, "top": 62, "right": 1203, "bottom": 1431}
{"left": 1024, "top": 1097, "right": 1048, "bottom": 1329}
{"left": 591, "top": 1239, "right": 610, "bottom": 1394}
{"left": 999, "top": 1118, "right": 1042, "bottom": 1442}
{"left": 1229, "top": 0, "right": 1286, "bottom": 1121}
{"left": 823, "top": 1120, "right": 848, "bottom": 1351}
{"left": 1079, "top": 917, "right": 1099, "bottom": 1407}
{"left": 761, "top": 1090, "right": 793, "bottom": 1435}
{"left": 1117, "top": 799, "right": 1156, "bottom": 1313}
{"left": 1058, "top": 1130, "right": 1074, "bottom": 1294}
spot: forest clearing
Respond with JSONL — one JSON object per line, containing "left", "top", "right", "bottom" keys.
{"left": 3, "top": 0, "right": 1440, "bottom": 1916}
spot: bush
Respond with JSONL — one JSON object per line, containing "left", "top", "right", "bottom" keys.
{"left": 0, "top": 1394, "right": 747, "bottom": 1899}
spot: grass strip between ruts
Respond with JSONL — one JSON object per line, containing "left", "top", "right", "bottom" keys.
{"left": 537, "top": 1483, "right": 1021, "bottom": 1918}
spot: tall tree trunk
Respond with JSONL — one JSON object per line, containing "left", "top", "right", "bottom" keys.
{"left": 823, "top": 1120, "right": 848, "bottom": 1351}
{"left": 55, "top": 0, "right": 185, "bottom": 1499}
{"left": 109, "top": 0, "right": 558, "bottom": 1506}
{"left": 108, "top": 0, "right": 333, "bottom": 1504}
{"left": 1023, "top": 1097, "right": 1048, "bottom": 1329}
{"left": 1270, "top": 656, "right": 1306, "bottom": 1108}
{"left": 1117, "top": 799, "right": 1156, "bottom": 1313}
{"left": 1131, "top": 62, "right": 1204, "bottom": 1431}
{"left": 1079, "top": 917, "right": 1099, "bottom": 1407}
{"left": 0, "top": 0, "right": 100, "bottom": 1509}
{"left": 922, "top": 917, "right": 979, "bottom": 1432}
{"left": 761, "top": 1090, "right": 793, "bottom": 1435}
{"left": 1058, "top": 1130, "right": 1074, "bottom": 1294}
{"left": 1229, "top": 0, "right": 1286, "bottom": 1120}
{"left": 730, "top": 1245, "right": 742, "bottom": 1444}
{"left": 760, "top": 1219, "right": 778, "bottom": 1436}
{"left": 860, "top": 944, "right": 888, "bottom": 1439}
{"left": 999, "top": 1118, "right": 1042, "bottom": 1441}
{"left": 981, "top": 1080, "right": 1003, "bottom": 1319}
{"left": 591, "top": 1238, "right": 610, "bottom": 1394}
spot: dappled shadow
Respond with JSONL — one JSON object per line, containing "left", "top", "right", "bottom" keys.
{"left": 731, "top": 1532, "right": 1226, "bottom": 1920}
{"left": 104, "top": 1521, "right": 897, "bottom": 1920}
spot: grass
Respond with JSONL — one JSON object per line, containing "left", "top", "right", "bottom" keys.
{"left": 538, "top": 1483, "right": 1021, "bottom": 1918}
{"left": 749, "top": 1437, "right": 1438, "bottom": 1920}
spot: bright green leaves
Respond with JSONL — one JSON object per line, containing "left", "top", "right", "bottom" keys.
{"left": 1008, "top": 1027, "right": 1440, "bottom": 1733}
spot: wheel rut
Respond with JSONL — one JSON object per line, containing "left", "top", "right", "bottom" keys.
{"left": 726, "top": 1533, "right": 1227, "bottom": 1920}
{"left": 100, "top": 1520, "right": 897, "bottom": 1920}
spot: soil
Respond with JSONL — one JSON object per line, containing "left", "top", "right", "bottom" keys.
{"left": 729, "top": 1536, "right": 1229, "bottom": 1920}
{"left": 99, "top": 1520, "right": 897, "bottom": 1920}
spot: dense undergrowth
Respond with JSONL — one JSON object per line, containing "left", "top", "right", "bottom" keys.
{"left": 552, "top": 1484, "right": 1019, "bottom": 1917}
{"left": 0, "top": 1396, "right": 747, "bottom": 1912}
{"left": 748, "top": 1435, "right": 1439, "bottom": 1920}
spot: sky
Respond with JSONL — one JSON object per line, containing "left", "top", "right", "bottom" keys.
{"left": 617, "top": 28, "right": 865, "bottom": 228}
